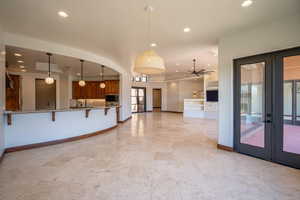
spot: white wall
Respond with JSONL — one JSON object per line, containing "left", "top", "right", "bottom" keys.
{"left": 218, "top": 13, "right": 300, "bottom": 147}
{"left": 0, "top": 25, "right": 5, "bottom": 157}
{"left": 132, "top": 81, "right": 168, "bottom": 111}
{"left": 167, "top": 79, "right": 204, "bottom": 112}
{"left": 119, "top": 73, "right": 132, "bottom": 120}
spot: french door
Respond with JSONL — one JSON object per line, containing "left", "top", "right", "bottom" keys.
{"left": 234, "top": 47, "right": 300, "bottom": 169}
{"left": 131, "top": 87, "right": 146, "bottom": 113}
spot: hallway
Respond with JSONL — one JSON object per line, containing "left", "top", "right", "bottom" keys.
{"left": 0, "top": 112, "right": 300, "bottom": 200}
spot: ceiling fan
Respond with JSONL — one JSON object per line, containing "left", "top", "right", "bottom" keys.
{"left": 188, "top": 59, "right": 215, "bottom": 76}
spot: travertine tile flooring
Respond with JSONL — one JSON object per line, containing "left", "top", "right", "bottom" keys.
{"left": 0, "top": 112, "right": 300, "bottom": 200}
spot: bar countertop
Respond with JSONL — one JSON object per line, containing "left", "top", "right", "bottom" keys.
{"left": 4, "top": 106, "right": 119, "bottom": 115}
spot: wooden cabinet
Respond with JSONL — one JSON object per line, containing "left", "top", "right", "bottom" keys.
{"left": 72, "top": 80, "right": 118, "bottom": 99}
{"left": 105, "top": 80, "right": 119, "bottom": 94}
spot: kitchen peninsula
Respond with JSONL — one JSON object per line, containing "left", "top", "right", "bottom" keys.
{"left": 3, "top": 46, "right": 122, "bottom": 152}
{"left": 4, "top": 106, "right": 119, "bottom": 152}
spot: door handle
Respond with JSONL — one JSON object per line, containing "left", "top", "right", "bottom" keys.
{"left": 263, "top": 120, "right": 272, "bottom": 123}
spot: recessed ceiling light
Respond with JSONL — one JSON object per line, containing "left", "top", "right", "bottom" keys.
{"left": 183, "top": 27, "right": 191, "bottom": 33}
{"left": 150, "top": 43, "right": 157, "bottom": 47}
{"left": 21, "top": 69, "right": 27, "bottom": 72}
{"left": 14, "top": 53, "right": 22, "bottom": 57}
{"left": 18, "top": 60, "right": 24, "bottom": 63}
{"left": 20, "top": 65, "right": 25, "bottom": 69}
{"left": 76, "top": 73, "right": 81, "bottom": 76}
{"left": 241, "top": 0, "right": 253, "bottom": 7}
{"left": 58, "top": 11, "right": 69, "bottom": 18}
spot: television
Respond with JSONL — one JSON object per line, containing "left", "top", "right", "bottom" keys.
{"left": 206, "top": 90, "right": 218, "bottom": 102}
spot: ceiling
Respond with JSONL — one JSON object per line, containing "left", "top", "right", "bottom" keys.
{"left": 5, "top": 46, "right": 119, "bottom": 77}
{"left": 1, "top": 0, "right": 299, "bottom": 78}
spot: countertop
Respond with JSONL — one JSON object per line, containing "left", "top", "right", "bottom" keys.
{"left": 4, "top": 106, "right": 119, "bottom": 115}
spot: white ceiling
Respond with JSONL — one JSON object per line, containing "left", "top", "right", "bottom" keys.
{"left": 5, "top": 46, "right": 119, "bottom": 77}
{"left": 1, "top": 0, "right": 299, "bottom": 77}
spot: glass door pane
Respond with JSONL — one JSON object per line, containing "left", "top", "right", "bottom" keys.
{"left": 283, "top": 55, "right": 300, "bottom": 155}
{"left": 296, "top": 81, "right": 300, "bottom": 122}
{"left": 131, "top": 88, "right": 138, "bottom": 113}
{"left": 240, "top": 62, "right": 265, "bottom": 148}
{"left": 284, "top": 81, "right": 293, "bottom": 121}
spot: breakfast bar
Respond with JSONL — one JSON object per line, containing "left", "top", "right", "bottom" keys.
{"left": 4, "top": 106, "right": 118, "bottom": 151}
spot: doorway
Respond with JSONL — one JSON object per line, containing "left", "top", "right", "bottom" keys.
{"left": 152, "top": 88, "right": 162, "bottom": 112}
{"left": 131, "top": 87, "right": 146, "bottom": 113}
{"left": 234, "top": 47, "right": 300, "bottom": 169}
{"left": 36, "top": 79, "right": 56, "bottom": 110}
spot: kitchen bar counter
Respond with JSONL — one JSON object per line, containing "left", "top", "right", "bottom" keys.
{"left": 3, "top": 106, "right": 119, "bottom": 151}
{"left": 4, "top": 106, "right": 118, "bottom": 115}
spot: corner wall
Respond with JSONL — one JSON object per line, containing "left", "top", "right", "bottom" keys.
{"left": 167, "top": 79, "right": 204, "bottom": 112}
{"left": 218, "top": 13, "right": 300, "bottom": 147}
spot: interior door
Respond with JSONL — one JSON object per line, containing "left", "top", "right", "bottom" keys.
{"left": 131, "top": 87, "right": 146, "bottom": 113}
{"left": 36, "top": 79, "right": 56, "bottom": 110}
{"left": 274, "top": 48, "right": 300, "bottom": 168}
{"left": 234, "top": 55, "right": 272, "bottom": 160}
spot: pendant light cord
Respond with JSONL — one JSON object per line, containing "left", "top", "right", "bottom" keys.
{"left": 80, "top": 59, "right": 84, "bottom": 80}
{"left": 46, "top": 53, "right": 52, "bottom": 77}
{"left": 145, "top": 5, "right": 153, "bottom": 50}
{"left": 101, "top": 65, "right": 104, "bottom": 81}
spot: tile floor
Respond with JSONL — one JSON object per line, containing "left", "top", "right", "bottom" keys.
{"left": 0, "top": 112, "right": 300, "bottom": 200}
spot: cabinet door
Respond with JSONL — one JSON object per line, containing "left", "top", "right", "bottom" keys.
{"left": 105, "top": 80, "right": 119, "bottom": 94}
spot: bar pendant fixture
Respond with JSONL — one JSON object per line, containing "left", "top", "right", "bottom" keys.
{"left": 78, "top": 59, "right": 86, "bottom": 87}
{"left": 45, "top": 53, "right": 54, "bottom": 84}
{"left": 100, "top": 65, "right": 106, "bottom": 88}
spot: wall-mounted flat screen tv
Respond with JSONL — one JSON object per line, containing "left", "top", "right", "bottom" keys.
{"left": 206, "top": 90, "right": 218, "bottom": 102}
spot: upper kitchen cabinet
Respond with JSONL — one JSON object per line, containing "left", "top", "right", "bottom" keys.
{"left": 72, "top": 80, "right": 119, "bottom": 99}
{"left": 104, "top": 80, "right": 119, "bottom": 94}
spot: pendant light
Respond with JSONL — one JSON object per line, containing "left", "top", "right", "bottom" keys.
{"left": 78, "top": 59, "right": 86, "bottom": 87}
{"left": 45, "top": 53, "right": 54, "bottom": 84}
{"left": 134, "top": 5, "right": 165, "bottom": 74}
{"left": 99, "top": 65, "right": 106, "bottom": 89}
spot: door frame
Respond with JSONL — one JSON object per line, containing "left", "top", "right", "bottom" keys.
{"left": 233, "top": 54, "right": 273, "bottom": 161}
{"left": 233, "top": 46, "right": 300, "bottom": 169}
{"left": 273, "top": 47, "right": 300, "bottom": 168}
{"left": 131, "top": 87, "right": 146, "bottom": 113}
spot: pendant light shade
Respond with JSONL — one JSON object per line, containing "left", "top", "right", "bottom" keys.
{"left": 99, "top": 65, "right": 106, "bottom": 88}
{"left": 45, "top": 77, "right": 54, "bottom": 84}
{"left": 79, "top": 59, "right": 86, "bottom": 87}
{"left": 134, "top": 50, "right": 165, "bottom": 74}
{"left": 134, "top": 6, "right": 165, "bottom": 75}
{"left": 45, "top": 53, "right": 54, "bottom": 84}
{"left": 100, "top": 82, "right": 106, "bottom": 89}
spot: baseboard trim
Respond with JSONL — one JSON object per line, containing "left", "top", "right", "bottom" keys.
{"left": 118, "top": 116, "right": 132, "bottom": 123}
{"left": 217, "top": 144, "right": 234, "bottom": 152}
{"left": 161, "top": 110, "right": 183, "bottom": 113}
{"left": 5, "top": 125, "right": 118, "bottom": 153}
{"left": 0, "top": 152, "right": 4, "bottom": 164}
